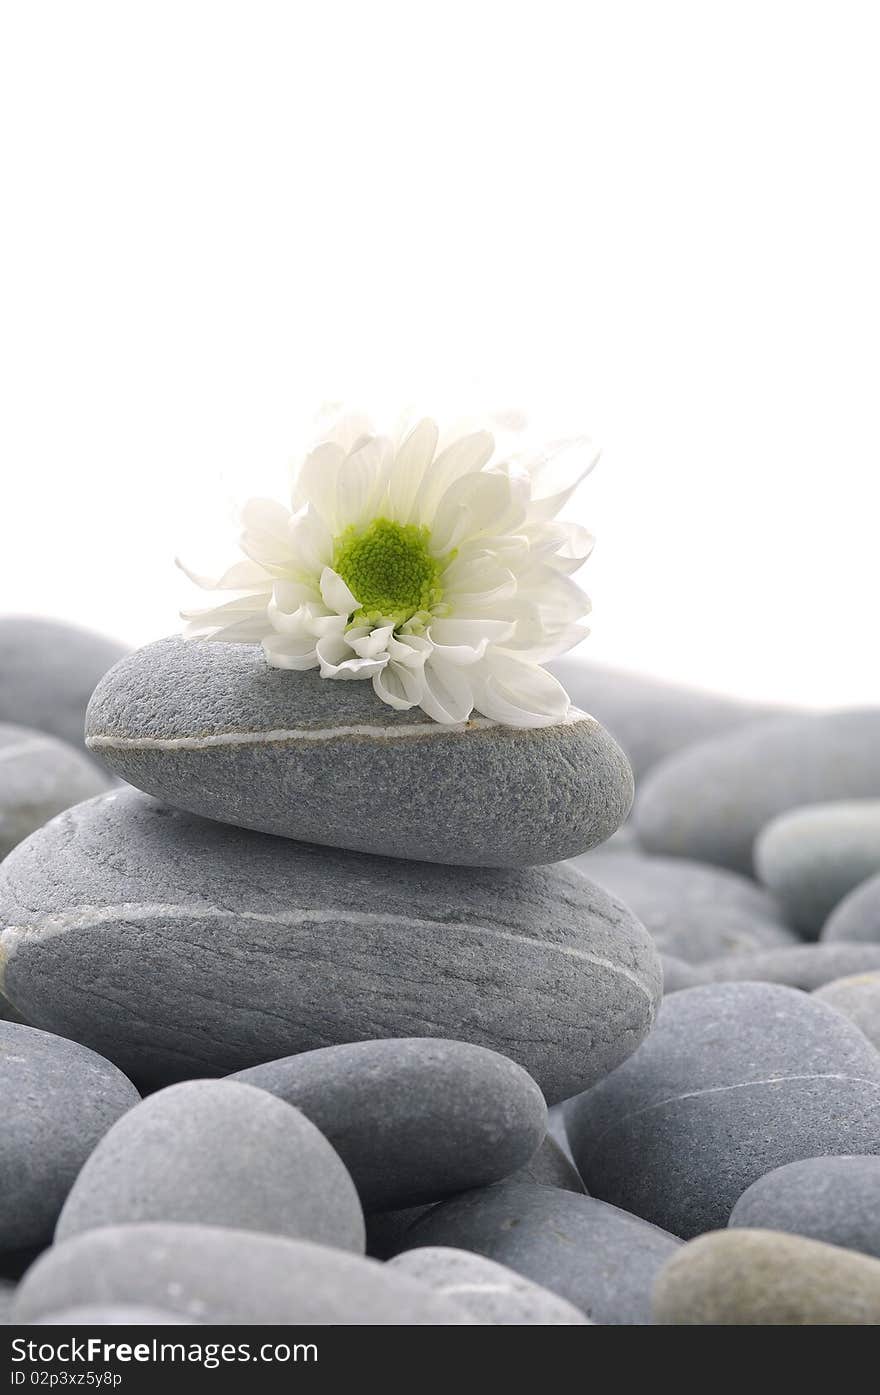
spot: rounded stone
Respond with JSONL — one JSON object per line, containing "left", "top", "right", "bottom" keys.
{"left": 84, "top": 637, "right": 634, "bottom": 867}
{"left": 653, "top": 1229, "right": 880, "bottom": 1325}
{"left": 0, "top": 617, "right": 127, "bottom": 753}
{"left": 403, "top": 1181, "right": 681, "bottom": 1324}
{"left": 0, "top": 1021, "right": 139, "bottom": 1251}
{"left": 661, "top": 956, "right": 703, "bottom": 992}
{"left": 0, "top": 724, "right": 108, "bottom": 861}
{"left": 388, "top": 1247, "right": 590, "bottom": 1324}
{"left": 36, "top": 1307, "right": 198, "bottom": 1325}
{"left": 823, "top": 870, "right": 880, "bottom": 942}
{"left": 548, "top": 656, "right": 788, "bottom": 779}
{"left": 12, "top": 1225, "right": 474, "bottom": 1325}
{"left": 636, "top": 710, "right": 880, "bottom": 875}
{"left": 0, "top": 789, "right": 661, "bottom": 1101}
{"left": 565, "top": 982, "right": 880, "bottom": 1239}
{"left": 814, "top": 972, "right": 880, "bottom": 1050}
{"left": 755, "top": 800, "right": 880, "bottom": 936}
{"left": 729, "top": 1156, "right": 880, "bottom": 1259}
{"left": 231, "top": 1038, "right": 546, "bottom": 1211}
{"left": 570, "top": 851, "right": 793, "bottom": 962}
{"left": 695, "top": 943, "right": 880, "bottom": 990}
{"left": 54, "top": 1079, "right": 365, "bottom": 1252}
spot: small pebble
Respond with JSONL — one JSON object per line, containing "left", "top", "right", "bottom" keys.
{"left": 0, "top": 724, "right": 107, "bottom": 860}
{"left": 822, "top": 870, "right": 880, "bottom": 943}
{"left": 813, "top": 971, "right": 880, "bottom": 1050}
{"left": 695, "top": 943, "right": 880, "bottom": 990}
{"left": 729, "top": 1156, "right": 880, "bottom": 1259}
{"left": 389, "top": 1247, "right": 590, "bottom": 1324}
{"left": 755, "top": 800, "right": 880, "bottom": 935}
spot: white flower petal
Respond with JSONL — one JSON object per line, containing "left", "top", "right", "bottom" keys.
{"left": 412, "top": 430, "right": 495, "bottom": 524}
{"left": 521, "top": 438, "right": 600, "bottom": 524}
{"left": 527, "top": 521, "right": 595, "bottom": 575}
{"left": 320, "top": 566, "right": 359, "bottom": 616}
{"left": 292, "top": 442, "right": 346, "bottom": 530}
{"left": 335, "top": 436, "right": 392, "bottom": 532}
{"left": 175, "top": 556, "right": 273, "bottom": 592}
{"left": 373, "top": 659, "right": 426, "bottom": 711}
{"left": 427, "top": 616, "right": 516, "bottom": 665}
{"left": 473, "top": 653, "right": 571, "bottom": 727}
{"left": 348, "top": 624, "right": 394, "bottom": 659}
{"left": 289, "top": 510, "right": 334, "bottom": 578}
{"left": 387, "top": 418, "right": 439, "bottom": 522}
{"left": 429, "top": 470, "right": 523, "bottom": 555}
{"left": 316, "top": 631, "right": 388, "bottom": 680}
{"left": 238, "top": 498, "right": 299, "bottom": 569}
{"left": 387, "top": 633, "right": 432, "bottom": 668}
{"left": 419, "top": 657, "right": 475, "bottom": 724}
{"left": 262, "top": 631, "right": 319, "bottom": 670}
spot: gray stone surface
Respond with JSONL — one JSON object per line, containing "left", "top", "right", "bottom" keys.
{"left": 0, "top": 1280, "right": 13, "bottom": 1324}
{"left": 570, "top": 851, "right": 793, "bottom": 962}
{"left": 365, "top": 1205, "right": 433, "bottom": 1260}
{"left": 636, "top": 710, "right": 880, "bottom": 875}
{"left": 814, "top": 972, "right": 880, "bottom": 1050}
{"left": 36, "top": 1307, "right": 198, "bottom": 1325}
{"left": 695, "top": 943, "right": 880, "bottom": 990}
{"left": 0, "top": 617, "right": 127, "bottom": 753}
{"left": 653, "top": 1229, "right": 880, "bottom": 1325}
{"left": 85, "top": 637, "right": 633, "bottom": 867}
{"left": 232, "top": 1038, "right": 546, "bottom": 1211}
{"left": 389, "top": 1246, "right": 590, "bottom": 1324}
{"left": 823, "top": 870, "right": 880, "bottom": 942}
{"left": 402, "top": 1181, "right": 681, "bottom": 1324}
{"left": 548, "top": 656, "right": 789, "bottom": 779}
{"left": 729, "top": 1155, "right": 880, "bottom": 1259}
{"left": 0, "top": 992, "right": 27, "bottom": 1024}
{"left": 55, "top": 1079, "right": 365, "bottom": 1252}
{"left": 507, "top": 1134, "right": 586, "bottom": 1194}
{"left": 565, "top": 982, "right": 880, "bottom": 1240}
{"left": 0, "top": 1021, "right": 139, "bottom": 1251}
{"left": 0, "top": 724, "right": 107, "bottom": 860}
{"left": 661, "top": 956, "right": 703, "bottom": 992}
{"left": 755, "top": 800, "right": 880, "bottom": 936}
{"left": 13, "top": 1225, "right": 474, "bottom": 1325}
{"left": 0, "top": 789, "right": 661, "bottom": 1100}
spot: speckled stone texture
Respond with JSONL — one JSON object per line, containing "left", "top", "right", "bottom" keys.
{"left": 548, "top": 656, "right": 789, "bottom": 779}
{"left": 755, "top": 800, "right": 880, "bottom": 936}
{"left": 569, "top": 851, "right": 794, "bottom": 962}
{"left": 55, "top": 1079, "right": 365, "bottom": 1251}
{"left": 0, "top": 1021, "right": 139, "bottom": 1251}
{"left": 231, "top": 1038, "right": 546, "bottom": 1211}
{"left": 729, "top": 1156, "right": 880, "bottom": 1259}
{"left": 388, "top": 1247, "right": 590, "bottom": 1324}
{"left": 0, "top": 789, "right": 661, "bottom": 1101}
{"left": 36, "top": 1307, "right": 198, "bottom": 1325}
{"left": 0, "top": 723, "right": 107, "bottom": 860}
{"left": 653, "top": 1229, "right": 880, "bottom": 1325}
{"left": 402, "top": 1181, "right": 681, "bottom": 1324}
{"left": 12, "top": 1225, "right": 474, "bottom": 1325}
{"left": 636, "top": 710, "right": 880, "bottom": 875}
{"left": 694, "top": 943, "right": 880, "bottom": 990}
{"left": 814, "top": 972, "right": 880, "bottom": 1050}
{"left": 564, "top": 982, "right": 880, "bottom": 1239}
{"left": 0, "top": 617, "right": 127, "bottom": 754}
{"left": 84, "top": 637, "right": 633, "bottom": 867}
{"left": 823, "top": 870, "right": 880, "bottom": 942}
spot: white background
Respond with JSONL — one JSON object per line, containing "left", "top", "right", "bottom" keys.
{"left": 1, "top": 1, "right": 877, "bottom": 707}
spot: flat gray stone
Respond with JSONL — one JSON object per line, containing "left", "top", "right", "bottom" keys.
{"left": 755, "top": 800, "right": 880, "bottom": 936}
{"left": 36, "top": 1307, "right": 198, "bottom": 1325}
{"left": 402, "top": 1181, "right": 681, "bottom": 1324}
{"left": 653, "top": 1229, "right": 880, "bottom": 1325}
{"left": 823, "top": 870, "right": 880, "bottom": 942}
{"left": 694, "top": 943, "right": 880, "bottom": 990}
{"left": 0, "top": 1022, "right": 139, "bottom": 1252}
{"left": 548, "top": 656, "right": 788, "bottom": 779}
{"left": 0, "top": 617, "right": 127, "bottom": 754}
{"left": 231, "top": 1038, "right": 546, "bottom": 1211}
{"left": 0, "top": 789, "right": 661, "bottom": 1100}
{"left": 729, "top": 1155, "right": 880, "bottom": 1259}
{"left": 84, "top": 637, "right": 633, "bottom": 867}
{"left": 507, "top": 1134, "right": 586, "bottom": 1194}
{"left": 55, "top": 1079, "right": 364, "bottom": 1252}
{"left": 565, "top": 982, "right": 880, "bottom": 1239}
{"left": 635, "top": 711, "right": 880, "bottom": 875}
{"left": 814, "top": 972, "right": 880, "bottom": 1050}
{"left": 0, "top": 724, "right": 108, "bottom": 860}
{"left": 570, "top": 851, "right": 793, "bottom": 962}
{"left": 389, "top": 1247, "right": 590, "bottom": 1324}
{"left": 12, "top": 1225, "right": 474, "bottom": 1325}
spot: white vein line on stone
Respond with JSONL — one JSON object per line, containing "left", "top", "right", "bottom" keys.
{"left": 0, "top": 738, "right": 54, "bottom": 765}
{"left": 84, "top": 708, "right": 593, "bottom": 751}
{"left": 0, "top": 898, "right": 653, "bottom": 1006}
{"left": 583, "top": 1072, "right": 880, "bottom": 1159}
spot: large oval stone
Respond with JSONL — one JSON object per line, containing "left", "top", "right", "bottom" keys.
{"left": 0, "top": 789, "right": 661, "bottom": 1101}
{"left": 565, "top": 982, "right": 880, "bottom": 1238}
{"left": 84, "top": 637, "right": 633, "bottom": 867}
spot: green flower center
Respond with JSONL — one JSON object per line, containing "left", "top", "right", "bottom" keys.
{"left": 333, "top": 517, "right": 446, "bottom": 628}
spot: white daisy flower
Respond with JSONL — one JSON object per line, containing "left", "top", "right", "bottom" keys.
{"left": 179, "top": 412, "right": 597, "bottom": 728}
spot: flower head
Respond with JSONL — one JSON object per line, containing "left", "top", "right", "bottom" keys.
{"left": 179, "top": 412, "right": 597, "bottom": 727}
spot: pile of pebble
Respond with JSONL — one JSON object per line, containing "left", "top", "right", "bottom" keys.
{"left": 1, "top": 619, "right": 879, "bottom": 1325}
